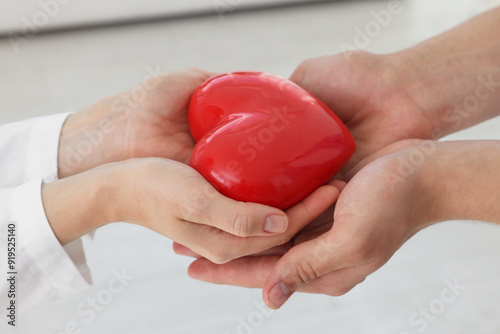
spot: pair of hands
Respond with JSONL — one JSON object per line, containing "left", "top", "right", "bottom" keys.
{"left": 175, "top": 50, "right": 500, "bottom": 309}
{"left": 45, "top": 69, "right": 339, "bottom": 263}
{"left": 175, "top": 53, "right": 441, "bottom": 308}
{"left": 45, "top": 20, "right": 500, "bottom": 309}
{"left": 46, "top": 51, "right": 440, "bottom": 305}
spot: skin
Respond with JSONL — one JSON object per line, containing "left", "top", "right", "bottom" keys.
{"left": 182, "top": 7, "right": 500, "bottom": 309}
{"left": 57, "top": 68, "right": 214, "bottom": 178}
{"left": 42, "top": 157, "right": 341, "bottom": 264}
{"left": 187, "top": 140, "right": 500, "bottom": 308}
{"left": 288, "top": 7, "right": 500, "bottom": 173}
{"left": 42, "top": 68, "right": 341, "bottom": 264}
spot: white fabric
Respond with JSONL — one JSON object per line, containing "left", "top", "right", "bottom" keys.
{"left": 0, "top": 113, "right": 92, "bottom": 313}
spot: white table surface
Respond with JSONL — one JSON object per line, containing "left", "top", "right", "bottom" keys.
{"left": 1, "top": 1, "right": 500, "bottom": 333}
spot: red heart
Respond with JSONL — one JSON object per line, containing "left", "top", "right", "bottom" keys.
{"left": 189, "top": 72, "right": 355, "bottom": 210}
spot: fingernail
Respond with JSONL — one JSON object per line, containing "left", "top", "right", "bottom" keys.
{"left": 269, "top": 282, "right": 292, "bottom": 309}
{"left": 264, "top": 215, "right": 288, "bottom": 233}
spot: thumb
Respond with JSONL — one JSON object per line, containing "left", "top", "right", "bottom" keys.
{"left": 262, "top": 232, "right": 348, "bottom": 309}
{"left": 179, "top": 183, "right": 288, "bottom": 237}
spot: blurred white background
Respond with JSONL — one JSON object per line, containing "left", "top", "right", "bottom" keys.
{"left": 1, "top": 0, "right": 500, "bottom": 333}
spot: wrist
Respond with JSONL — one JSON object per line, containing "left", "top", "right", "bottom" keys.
{"left": 389, "top": 11, "right": 500, "bottom": 139}
{"left": 420, "top": 141, "right": 500, "bottom": 225}
{"left": 42, "top": 163, "right": 122, "bottom": 245}
{"left": 387, "top": 47, "right": 462, "bottom": 140}
{"left": 58, "top": 97, "right": 127, "bottom": 178}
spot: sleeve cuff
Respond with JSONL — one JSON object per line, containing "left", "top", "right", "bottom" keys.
{"left": 13, "top": 179, "right": 92, "bottom": 299}
{"left": 25, "top": 112, "right": 72, "bottom": 184}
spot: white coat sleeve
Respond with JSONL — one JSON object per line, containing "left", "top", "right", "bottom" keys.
{"left": 0, "top": 113, "right": 92, "bottom": 315}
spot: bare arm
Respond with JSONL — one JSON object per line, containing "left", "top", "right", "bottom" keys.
{"left": 397, "top": 6, "right": 500, "bottom": 137}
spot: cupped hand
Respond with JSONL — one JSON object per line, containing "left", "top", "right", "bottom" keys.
{"left": 58, "top": 68, "right": 215, "bottom": 178}
{"left": 43, "top": 157, "right": 341, "bottom": 264}
{"left": 289, "top": 52, "right": 437, "bottom": 174}
{"left": 184, "top": 139, "right": 438, "bottom": 308}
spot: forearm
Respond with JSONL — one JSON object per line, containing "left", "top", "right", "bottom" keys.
{"left": 423, "top": 140, "right": 500, "bottom": 225}
{"left": 395, "top": 7, "right": 500, "bottom": 137}
{"left": 41, "top": 163, "right": 122, "bottom": 245}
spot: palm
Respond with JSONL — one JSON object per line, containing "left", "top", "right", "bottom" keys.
{"left": 123, "top": 69, "right": 214, "bottom": 164}
{"left": 291, "top": 202, "right": 335, "bottom": 245}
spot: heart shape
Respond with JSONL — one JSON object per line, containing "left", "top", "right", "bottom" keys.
{"left": 189, "top": 72, "right": 355, "bottom": 210}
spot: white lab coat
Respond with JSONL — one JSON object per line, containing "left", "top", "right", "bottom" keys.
{"left": 0, "top": 113, "right": 92, "bottom": 314}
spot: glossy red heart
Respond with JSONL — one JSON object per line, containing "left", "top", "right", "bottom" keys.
{"left": 189, "top": 72, "right": 355, "bottom": 210}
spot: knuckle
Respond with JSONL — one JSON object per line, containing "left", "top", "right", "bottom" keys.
{"left": 291, "top": 257, "right": 321, "bottom": 285}
{"left": 205, "top": 249, "right": 231, "bottom": 265}
{"left": 231, "top": 212, "right": 252, "bottom": 237}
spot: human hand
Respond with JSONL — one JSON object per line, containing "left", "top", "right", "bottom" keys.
{"left": 176, "top": 7, "right": 500, "bottom": 307}
{"left": 291, "top": 33, "right": 500, "bottom": 175}
{"left": 185, "top": 139, "right": 500, "bottom": 308}
{"left": 58, "top": 68, "right": 215, "bottom": 178}
{"left": 288, "top": 53, "right": 436, "bottom": 174}
{"left": 42, "top": 157, "right": 341, "bottom": 263}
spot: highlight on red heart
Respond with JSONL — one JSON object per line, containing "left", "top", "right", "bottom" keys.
{"left": 189, "top": 72, "right": 355, "bottom": 210}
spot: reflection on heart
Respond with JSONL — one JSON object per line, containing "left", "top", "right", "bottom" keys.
{"left": 189, "top": 72, "right": 355, "bottom": 210}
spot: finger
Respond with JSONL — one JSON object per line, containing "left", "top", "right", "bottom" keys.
{"left": 178, "top": 179, "right": 289, "bottom": 237}
{"left": 175, "top": 184, "right": 341, "bottom": 264}
{"left": 188, "top": 256, "right": 280, "bottom": 288}
{"left": 289, "top": 58, "right": 316, "bottom": 85}
{"left": 154, "top": 68, "right": 217, "bottom": 89}
{"left": 188, "top": 256, "right": 368, "bottom": 295}
{"left": 296, "top": 266, "right": 369, "bottom": 295}
{"left": 173, "top": 243, "right": 202, "bottom": 258}
{"left": 284, "top": 184, "right": 340, "bottom": 232}
{"left": 196, "top": 199, "right": 289, "bottom": 237}
{"left": 328, "top": 179, "right": 347, "bottom": 191}
{"left": 142, "top": 68, "right": 218, "bottom": 114}
{"left": 173, "top": 241, "right": 291, "bottom": 259}
{"left": 250, "top": 243, "right": 292, "bottom": 257}
{"left": 262, "top": 231, "right": 359, "bottom": 309}
{"left": 183, "top": 67, "right": 218, "bottom": 79}
{"left": 181, "top": 176, "right": 341, "bottom": 238}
